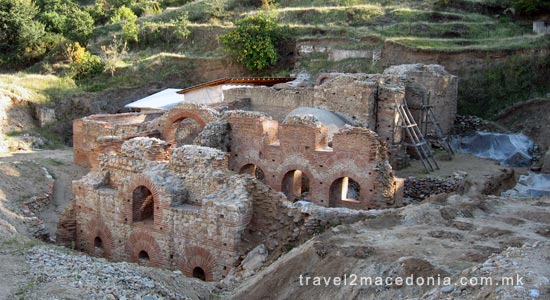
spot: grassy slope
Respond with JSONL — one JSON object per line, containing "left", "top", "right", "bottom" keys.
{"left": 1, "top": 0, "right": 548, "bottom": 147}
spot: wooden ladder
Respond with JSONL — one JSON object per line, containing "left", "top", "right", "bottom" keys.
{"left": 419, "top": 92, "right": 455, "bottom": 156}
{"left": 396, "top": 102, "right": 439, "bottom": 173}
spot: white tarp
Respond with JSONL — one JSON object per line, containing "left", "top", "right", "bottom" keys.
{"left": 125, "top": 88, "right": 184, "bottom": 110}
{"left": 287, "top": 107, "right": 351, "bottom": 137}
{"left": 502, "top": 172, "right": 550, "bottom": 197}
{"left": 451, "top": 131, "right": 534, "bottom": 167}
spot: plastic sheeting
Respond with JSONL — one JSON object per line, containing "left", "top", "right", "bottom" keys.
{"left": 451, "top": 131, "right": 534, "bottom": 167}
{"left": 502, "top": 172, "right": 550, "bottom": 197}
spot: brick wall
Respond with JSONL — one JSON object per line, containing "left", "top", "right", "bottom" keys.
{"left": 226, "top": 112, "right": 403, "bottom": 210}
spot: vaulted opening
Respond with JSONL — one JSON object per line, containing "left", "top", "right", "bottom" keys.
{"left": 172, "top": 117, "right": 203, "bottom": 146}
{"left": 330, "top": 177, "right": 361, "bottom": 206}
{"left": 94, "top": 236, "right": 103, "bottom": 249}
{"left": 282, "top": 170, "right": 310, "bottom": 202}
{"left": 132, "top": 186, "right": 154, "bottom": 224}
{"left": 239, "top": 164, "right": 266, "bottom": 183}
{"left": 138, "top": 250, "right": 150, "bottom": 261}
{"left": 192, "top": 267, "right": 206, "bottom": 281}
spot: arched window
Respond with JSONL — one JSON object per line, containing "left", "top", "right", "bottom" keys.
{"left": 282, "top": 170, "right": 310, "bottom": 202}
{"left": 132, "top": 186, "right": 154, "bottom": 224}
{"left": 239, "top": 164, "right": 266, "bottom": 183}
{"left": 192, "top": 267, "right": 206, "bottom": 281}
{"left": 330, "top": 177, "right": 361, "bottom": 206}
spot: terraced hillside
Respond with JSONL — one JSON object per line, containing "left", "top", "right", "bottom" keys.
{"left": 1, "top": 0, "right": 549, "bottom": 146}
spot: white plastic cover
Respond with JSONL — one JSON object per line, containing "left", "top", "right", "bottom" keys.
{"left": 502, "top": 172, "right": 550, "bottom": 197}
{"left": 451, "top": 131, "right": 534, "bottom": 167}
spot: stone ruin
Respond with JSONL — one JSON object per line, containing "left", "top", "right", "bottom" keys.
{"left": 63, "top": 64, "right": 458, "bottom": 281}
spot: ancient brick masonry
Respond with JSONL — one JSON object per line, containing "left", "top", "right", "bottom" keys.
{"left": 71, "top": 137, "right": 378, "bottom": 281}
{"left": 68, "top": 64, "right": 457, "bottom": 281}
{"left": 73, "top": 139, "right": 254, "bottom": 281}
{"left": 225, "top": 110, "right": 403, "bottom": 209}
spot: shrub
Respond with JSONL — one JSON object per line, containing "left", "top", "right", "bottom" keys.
{"left": 111, "top": 6, "right": 139, "bottom": 42}
{"left": 173, "top": 12, "right": 190, "bottom": 41}
{"left": 100, "top": 35, "right": 128, "bottom": 76}
{"left": 513, "top": 0, "right": 550, "bottom": 15}
{"left": 219, "top": 11, "right": 286, "bottom": 71}
{"left": 66, "top": 42, "right": 104, "bottom": 79}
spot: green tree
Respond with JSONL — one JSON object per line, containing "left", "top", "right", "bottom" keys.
{"left": 219, "top": 11, "right": 286, "bottom": 71}
{"left": 513, "top": 0, "right": 550, "bottom": 15}
{"left": 64, "top": 8, "right": 94, "bottom": 43}
{"left": 0, "top": 0, "right": 46, "bottom": 59}
{"left": 38, "top": 0, "right": 94, "bottom": 43}
{"left": 111, "top": 6, "right": 139, "bottom": 42}
{"left": 172, "top": 11, "right": 190, "bottom": 41}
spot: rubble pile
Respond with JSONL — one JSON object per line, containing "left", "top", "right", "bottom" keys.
{"left": 22, "top": 246, "right": 215, "bottom": 300}
{"left": 404, "top": 174, "right": 465, "bottom": 201}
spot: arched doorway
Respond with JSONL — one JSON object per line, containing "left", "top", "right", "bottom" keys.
{"left": 239, "top": 164, "right": 266, "bottom": 183}
{"left": 132, "top": 186, "right": 154, "bottom": 224}
{"left": 94, "top": 236, "right": 103, "bottom": 249}
{"left": 192, "top": 267, "right": 206, "bottom": 281}
{"left": 282, "top": 170, "right": 310, "bottom": 201}
{"left": 138, "top": 250, "right": 150, "bottom": 261}
{"left": 329, "top": 177, "right": 361, "bottom": 207}
{"left": 170, "top": 117, "right": 203, "bottom": 146}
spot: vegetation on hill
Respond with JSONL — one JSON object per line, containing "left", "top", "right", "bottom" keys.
{"left": 0, "top": 0, "right": 549, "bottom": 147}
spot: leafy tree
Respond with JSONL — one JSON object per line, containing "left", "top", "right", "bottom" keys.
{"left": 513, "top": 0, "right": 550, "bottom": 15}
{"left": 87, "top": 0, "right": 108, "bottom": 25}
{"left": 219, "top": 11, "right": 286, "bottom": 71}
{"left": 64, "top": 8, "right": 94, "bottom": 43}
{"left": 38, "top": 0, "right": 94, "bottom": 43}
{"left": 111, "top": 6, "right": 139, "bottom": 42}
{"left": 0, "top": 0, "right": 46, "bottom": 60}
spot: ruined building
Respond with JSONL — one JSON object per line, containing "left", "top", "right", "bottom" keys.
{"left": 65, "top": 64, "right": 457, "bottom": 281}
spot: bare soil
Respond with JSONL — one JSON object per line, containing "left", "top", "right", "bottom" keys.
{"left": 230, "top": 195, "right": 550, "bottom": 300}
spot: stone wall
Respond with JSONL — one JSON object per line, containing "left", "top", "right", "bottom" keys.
{"left": 72, "top": 137, "right": 384, "bottom": 282}
{"left": 223, "top": 86, "right": 315, "bottom": 121}
{"left": 383, "top": 64, "right": 458, "bottom": 135}
{"left": 73, "top": 112, "right": 163, "bottom": 169}
{"left": 533, "top": 21, "right": 550, "bottom": 34}
{"left": 74, "top": 139, "right": 253, "bottom": 281}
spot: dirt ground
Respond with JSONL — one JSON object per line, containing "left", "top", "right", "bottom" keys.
{"left": 0, "top": 149, "right": 87, "bottom": 239}
{"left": 230, "top": 195, "right": 550, "bottom": 300}
{"left": 495, "top": 99, "right": 550, "bottom": 152}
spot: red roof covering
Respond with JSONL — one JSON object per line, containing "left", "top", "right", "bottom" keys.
{"left": 177, "top": 77, "right": 296, "bottom": 94}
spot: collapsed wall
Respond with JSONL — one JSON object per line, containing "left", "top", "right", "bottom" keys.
{"left": 73, "top": 112, "right": 163, "bottom": 169}
{"left": 383, "top": 64, "right": 458, "bottom": 135}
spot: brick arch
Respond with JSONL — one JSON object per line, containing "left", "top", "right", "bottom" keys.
{"left": 326, "top": 168, "right": 372, "bottom": 209}
{"left": 275, "top": 164, "right": 317, "bottom": 191}
{"left": 126, "top": 231, "right": 164, "bottom": 267}
{"left": 127, "top": 175, "right": 163, "bottom": 227}
{"left": 179, "top": 246, "right": 218, "bottom": 282}
{"left": 277, "top": 164, "right": 317, "bottom": 202}
{"left": 86, "top": 218, "right": 113, "bottom": 258}
{"left": 235, "top": 159, "right": 268, "bottom": 183}
{"left": 161, "top": 107, "right": 218, "bottom": 143}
